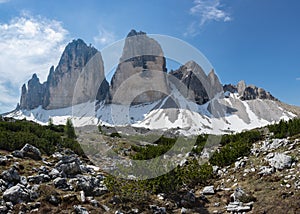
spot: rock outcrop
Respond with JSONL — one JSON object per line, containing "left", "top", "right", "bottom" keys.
{"left": 170, "top": 61, "right": 223, "bottom": 105}
{"left": 19, "top": 39, "right": 109, "bottom": 110}
{"left": 109, "top": 29, "right": 169, "bottom": 105}
{"left": 223, "top": 80, "right": 276, "bottom": 101}
{"left": 20, "top": 74, "right": 45, "bottom": 110}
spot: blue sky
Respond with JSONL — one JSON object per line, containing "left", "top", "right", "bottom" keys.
{"left": 0, "top": 0, "right": 299, "bottom": 113}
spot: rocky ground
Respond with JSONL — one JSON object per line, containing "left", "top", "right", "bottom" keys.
{"left": 0, "top": 134, "right": 300, "bottom": 213}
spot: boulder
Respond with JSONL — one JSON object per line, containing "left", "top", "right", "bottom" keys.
{"left": 266, "top": 153, "right": 292, "bottom": 170}
{"left": 71, "top": 175, "right": 106, "bottom": 196}
{"left": 20, "top": 144, "right": 42, "bottom": 160}
{"left": 55, "top": 155, "right": 82, "bottom": 177}
{"left": 1, "top": 167, "right": 20, "bottom": 185}
{"left": 53, "top": 177, "right": 72, "bottom": 190}
{"left": 3, "top": 184, "right": 31, "bottom": 204}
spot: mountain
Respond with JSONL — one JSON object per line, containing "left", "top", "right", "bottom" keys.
{"left": 19, "top": 39, "right": 109, "bottom": 110}
{"left": 7, "top": 30, "right": 300, "bottom": 135}
{"left": 109, "top": 29, "right": 169, "bottom": 105}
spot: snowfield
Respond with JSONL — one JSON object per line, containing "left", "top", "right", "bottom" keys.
{"left": 6, "top": 91, "right": 297, "bottom": 135}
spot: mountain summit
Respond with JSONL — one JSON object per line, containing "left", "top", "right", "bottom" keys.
{"left": 19, "top": 39, "right": 109, "bottom": 110}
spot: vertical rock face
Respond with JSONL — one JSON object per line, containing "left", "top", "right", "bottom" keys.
{"left": 19, "top": 74, "right": 45, "bottom": 110}
{"left": 19, "top": 39, "right": 109, "bottom": 110}
{"left": 170, "top": 61, "right": 223, "bottom": 105}
{"left": 109, "top": 29, "right": 169, "bottom": 105}
{"left": 45, "top": 39, "right": 108, "bottom": 109}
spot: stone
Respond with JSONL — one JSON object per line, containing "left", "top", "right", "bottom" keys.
{"left": 20, "top": 176, "right": 27, "bottom": 186}
{"left": 202, "top": 186, "right": 215, "bottom": 195}
{"left": 80, "top": 191, "right": 85, "bottom": 202}
{"left": 48, "top": 195, "right": 61, "bottom": 206}
{"left": 55, "top": 155, "right": 82, "bottom": 177}
{"left": 29, "top": 184, "right": 40, "bottom": 200}
{"left": 181, "top": 207, "right": 188, "bottom": 214}
{"left": 28, "top": 174, "right": 50, "bottom": 184}
{"left": 12, "top": 150, "right": 24, "bottom": 158}
{"left": 0, "top": 205, "right": 7, "bottom": 213}
{"left": 258, "top": 166, "right": 275, "bottom": 175}
{"left": 20, "top": 144, "right": 42, "bottom": 160}
{"left": 226, "top": 202, "right": 251, "bottom": 212}
{"left": 0, "top": 155, "right": 8, "bottom": 165}
{"left": 71, "top": 175, "right": 106, "bottom": 196}
{"left": 266, "top": 153, "right": 292, "bottom": 170}
{"left": 0, "top": 179, "right": 8, "bottom": 192}
{"left": 49, "top": 168, "right": 60, "bottom": 179}
{"left": 231, "top": 188, "right": 246, "bottom": 202}
{"left": 3, "top": 184, "right": 30, "bottom": 204}
{"left": 53, "top": 178, "right": 72, "bottom": 190}
{"left": 74, "top": 205, "right": 89, "bottom": 214}
{"left": 1, "top": 168, "right": 20, "bottom": 185}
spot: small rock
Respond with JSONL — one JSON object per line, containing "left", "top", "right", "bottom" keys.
{"left": 20, "top": 176, "right": 27, "bottom": 186}
{"left": 202, "top": 185, "right": 215, "bottom": 195}
{"left": 80, "top": 191, "right": 85, "bottom": 202}
{"left": 12, "top": 150, "right": 24, "bottom": 158}
{"left": 53, "top": 177, "right": 72, "bottom": 190}
{"left": 226, "top": 202, "right": 251, "bottom": 212}
{"left": 48, "top": 195, "right": 61, "bottom": 206}
{"left": 181, "top": 207, "right": 188, "bottom": 214}
{"left": 74, "top": 205, "right": 89, "bottom": 214}
{"left": 0, "top": 155, "right": 8, "bottom": 165}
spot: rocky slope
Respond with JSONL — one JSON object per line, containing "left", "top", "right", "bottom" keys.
{"left": 0, "top": 127, "right": 300, "bottom": 213}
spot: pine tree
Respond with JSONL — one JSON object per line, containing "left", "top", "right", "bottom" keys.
{"left": 65, "top": 118, "right": 76, "bottom": 139}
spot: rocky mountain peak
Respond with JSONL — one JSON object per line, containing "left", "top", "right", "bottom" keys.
{"left": 19, "top": 38, "right": 109, "bottom": 110}
{"left": 224, "top": 80, "right": 277, "bottom": 101}
{"left": 109, "top": 30, "right": 169, "bottom": 105}
{"left": 127, "top": 29, "right": 146, "bottom": 37}
{"left": 55, "top": 39, "right": 98, "bottom": 75}
{"left": 20, "top": 74, "right": 45, "bottom": 110}
{"left": 170, "top": 61, "right": 223, "bottom": 105}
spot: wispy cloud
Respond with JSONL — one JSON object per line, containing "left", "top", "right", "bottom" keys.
{"left": 296, "top": 77, "right": 300, "bottom": 81}
{"left": 93, "top": 26, "right": 116, "bottom": 48}
{"left": 0, "top": 0, "right": 10, "bottom": 3}
{"left": 0, "top": 14, "right": 69, "bottom": 113}
{"left": 185, "top": 0, "right": 232, "bottom": 36}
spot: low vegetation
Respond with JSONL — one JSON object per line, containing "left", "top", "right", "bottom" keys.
{"left": 0, "top": 117, "right": 84, "bottom": 155}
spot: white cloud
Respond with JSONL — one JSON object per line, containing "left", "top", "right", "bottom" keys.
{"left": 93, "top": 27, "right": 116, "bottom": 48}
{"left": 0, "top": 0, "right": 10, "bottom": 3}
{"left": 296, "top": 77, "right": 300, "bottom": 81}
{"left": 186, "top": 0, "right": 232, "bottom": 36}
{"left": 0, "top": 14, "right": 68, "bottom": 113}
